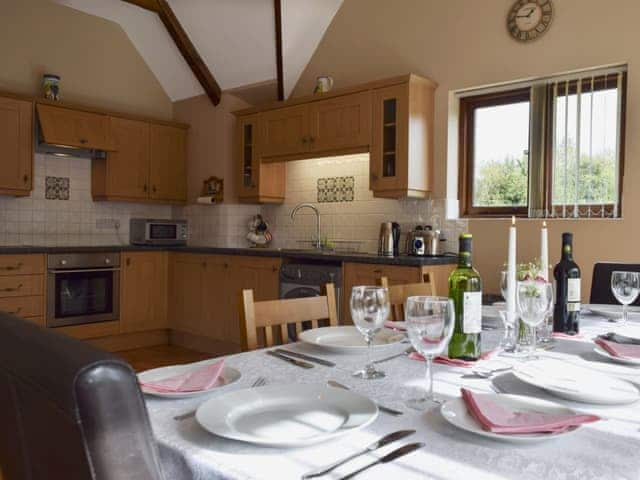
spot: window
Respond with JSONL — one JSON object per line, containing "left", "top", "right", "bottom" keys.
{"left": 459, "top": 68, "right": 626, "bottom": 218}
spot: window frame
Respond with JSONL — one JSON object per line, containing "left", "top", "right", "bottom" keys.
{"left": 458, "top": 73, "right": 627, "bottom": 218}
{"left": 458, "top": 87, "right": 531, "bottom": 217}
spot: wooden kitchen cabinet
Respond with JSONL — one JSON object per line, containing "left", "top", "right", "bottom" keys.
{"left": 36, "top": 103, "right": 112, "bottom": 151}
{"left": 168, "top": 253, "right": 208, "bottom": 336}
{"left": 149, "top": 124, "right": 187, "bottom": 202}
{"left": 120, "top": 252, "right": 168, "bottom": 333}
{"left": 260, "top": 104, "right": 309, "bottom": 158}
{"left": 0, "top": 96, "right": 32, "bottom": 196}
{"left": 370, "top": 75, "right": 436, "bottom": 198}
{"left": 237, "top": 114, "right": 285, "bottom": 204}
{"left": 0, "top": 254, "right": 45, "bottom": 327}
{"left": 341, "top": 261, "right": 454, "bottom": 323}
{"left": 93, "top": 119, "right": 188, "bottom": 204}
{"left": 307, "top": 91, "right": 371, "bottom": 153}
{"left": 94, "top": 117, "right": 150, "bottom": 200}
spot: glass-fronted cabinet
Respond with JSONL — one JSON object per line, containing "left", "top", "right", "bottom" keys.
{"left": 237, "top": 113, "right": 285, "bottom": 204}
{"left": 370, "top": 76, "right": 436, "bottom": 199}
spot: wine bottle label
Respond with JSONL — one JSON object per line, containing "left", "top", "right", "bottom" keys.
{"left": 462, "top": 291, "right": 482, "bottom": 334}
{"left": 567, "top": 278, "right": 581, "bottom": 302}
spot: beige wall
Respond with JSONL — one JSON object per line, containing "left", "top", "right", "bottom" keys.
{"left": 173, "top": 93, "right": 251, "bottom": 203}
{"left": 0, "top": 0, "right": 173, "bottom": 119}
{"left": 294, "top": 0, "right": 640, "bottom": 298}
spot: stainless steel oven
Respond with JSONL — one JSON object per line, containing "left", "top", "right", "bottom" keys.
{"left": 46, "top": 253, "right": 120, "bottom": 328}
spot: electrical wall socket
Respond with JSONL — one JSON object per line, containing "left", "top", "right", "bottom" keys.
{"left": 95, "top": 218, "right": 120, "bottom": 230}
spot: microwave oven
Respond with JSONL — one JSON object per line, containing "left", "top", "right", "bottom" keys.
{"left": 129, "top": 218, "right": 188, "bottom": 246}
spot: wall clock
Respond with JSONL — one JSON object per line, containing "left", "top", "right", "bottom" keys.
{"left": 507, "top": 0, "right": 553, "bottom": 42}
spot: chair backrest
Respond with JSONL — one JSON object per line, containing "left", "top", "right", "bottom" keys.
{"left": 590, "top": 262, "right": 640, "bottom": 306}
{"left": 380, "top": 274, "right": 436, "bottom": 321}
{"left": 240, "top": 283, "right": 338, "bottom": 351}
{"left": 0, "top": 313, "right": 166, "bottom": 480}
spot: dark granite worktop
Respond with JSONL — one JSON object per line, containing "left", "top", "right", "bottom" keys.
{"left": 0, "top": 245, "right": 457, "bottom": 267}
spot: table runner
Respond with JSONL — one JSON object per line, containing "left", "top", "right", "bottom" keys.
{"left": 145, "top": 312, "right": 640, "bottom": 480}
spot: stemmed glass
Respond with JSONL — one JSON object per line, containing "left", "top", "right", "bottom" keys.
{"left": 516, "top": 280, "right": 554, "bottom": 361}
{"left": 404, "top": 296, "right": 455, "bottom": 410}
{"left": 611, "top": 271, "right": 640, "bottom": 325}
{"left": 499, "top": 270, "right": 517, "bottom": 351}
{"left": 351, "top": 286, "right": 390, "bottom": 379}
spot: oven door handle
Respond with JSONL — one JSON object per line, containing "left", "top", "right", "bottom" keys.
{"left": 48, "top": 268, "right": 120, "bottom": 274}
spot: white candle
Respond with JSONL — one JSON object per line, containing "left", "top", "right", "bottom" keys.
{"left": 507, "top": 216, "right": 517, "bottom": 319}
{"left": 540, "top": 221, "right": 549, "bottom": 281}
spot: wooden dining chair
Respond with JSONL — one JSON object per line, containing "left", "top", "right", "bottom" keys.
{"left": 240, "top": 283, "right": 338, "bottom": 351}
{"left": 379, "top": 273, "right": 437, "bottom": 321}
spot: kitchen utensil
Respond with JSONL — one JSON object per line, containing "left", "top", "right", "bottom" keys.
{"left": 373, "top": 346, "right": 415, "bottom": 364}
{"left": 314, "top": 75, "right": 334, "bottom": 93}
{"left": 392, "top": 222, "right": 401, "bottom": 256}
{"left": 266, "top": 350, "right": 314, "bottom": 369}
{"left": 328, "top": 380, "right": 403, "bottom": 416}
{"left": 301, "top": 429, "right": 416, "bottom": 479}
{"left": 424, "top": 225, "right": 445, "bottom": 256}
{"left": 378, "top": 222, "right": 394, "bottom": 257}
{"left": 406, "top": 226, "right": 426, "bottom": 256}
{"left": 195, "top": 384, "right": 378, "bottom": 447}
{"left": 338, "top": 443, "right": 424, "bottom": 480}
{"left": 273, "top": 348, "right": 335, "bottom": 367}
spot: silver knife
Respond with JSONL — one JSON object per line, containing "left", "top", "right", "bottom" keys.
{"left": 273, "top": 348, "right": 335, "bottom": 367}
{"left": 339, "top": 442, "right": 425, "bottom": 480}
{"left": 301, "top": 430, "right": 416, "bottom": 479}
{"left": 328, "top": 380, "right": 403, "bottom": 416}
{"left": 266, "top": 350, "right": 314, "bottom": 369}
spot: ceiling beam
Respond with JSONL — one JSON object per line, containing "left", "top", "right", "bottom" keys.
{"left": 274, "top": 0, "right": 284, "bottom": 101}
{"left": 122, "top": 0, "right": 222, "bottom": 105}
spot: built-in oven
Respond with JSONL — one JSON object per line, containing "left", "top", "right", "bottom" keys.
{"left": 46, "top": 253, "right": 120, "bottom": 328}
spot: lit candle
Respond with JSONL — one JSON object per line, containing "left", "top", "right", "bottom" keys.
{"left": 507, "top": 216, "right": 517, "bottom": 320}
{"left": 540, "top": 221, "right": 549, "bottom": 281}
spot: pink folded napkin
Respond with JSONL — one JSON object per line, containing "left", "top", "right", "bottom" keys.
{"left": 140, "top": 360, "right": 225, "bottom": 393}
{"left": 595, "top": 338, "right": 640, "bottom": 359}
{"left": 460, "top": 388, "right": 600, "bottom": 434}
{"left": 409, "top": 348, "right": 498, "bottom": 367}
{"left": 384, "top": 320, "right": 406, "bottom": 331}
{"left": 553, "top": 332, "right": 585, "bottom": 340}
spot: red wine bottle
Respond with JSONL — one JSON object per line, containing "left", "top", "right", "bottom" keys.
{"left": 553, "top": 233, "right": 581, "bottom": 334}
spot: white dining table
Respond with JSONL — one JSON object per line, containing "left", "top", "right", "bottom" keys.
{"left": 145, "top": 310, "right": 640, "bottom": 480}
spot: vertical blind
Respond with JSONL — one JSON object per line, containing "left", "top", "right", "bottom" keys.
{"left": 547, "top": 66, "right": 626, "bottom": 218}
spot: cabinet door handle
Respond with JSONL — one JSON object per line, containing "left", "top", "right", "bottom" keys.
{"left": 309, "top": 136, "right": 315, "bottom": 143}
{"left": 79, "top": 138, "right": 88, "bottom": 145}
{"left": 23, "top": 174, "right": 29, "bottom": 184}
{"left": 152, "top": 185, "right": 157, "bottom": 193}
{"left": 224, "top": 263, "right": 229, "bottom": 269}
{"left": 143, "top": 184, "right": 148, "bottom": 193}
{"left": 7, "top": 307, "right": 22, "bottom": 315}
{"left": 1, "top": 284, "right": 23, "bottom": 292}
{"left": 302, "top": 136, "right": 308, "bottom": 144}
{"left": 272, "top": 266, "right": 278, "bottom": 272}
{"left": 373, "top": 269, "right": 382, "bottom": 274}
{"left": 0, "top": 263, "right": 23, "bottom": 271}
{"left": 201, "top": 262, "right": 207, "bottom": 268}
{"left": 126, "top": 257, "right": 131, "bottom": 267}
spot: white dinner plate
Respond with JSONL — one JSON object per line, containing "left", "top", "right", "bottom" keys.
{"left": 593, "top": 345, "right": 640, "bottom": 366}
{"left": 298, "top": 326, "right": 405, "bottom": 353}
{"left": 138, "top": 361, "right": 241, "bottom": 398}
{"left": 441, "top": 394, "right": 584, "bottom": 443}
{"left": 195, "top": 384, "right": 378, "bottom": 447}
{"left": 513, "top": 358, "right": 640, "bottom": 405}
{"left": 588, "top": 304, "right": 640, "bottom": 320}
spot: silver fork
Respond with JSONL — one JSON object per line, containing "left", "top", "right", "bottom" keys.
{"left": 173, "top": 376, "right": 267, "bottom": 421}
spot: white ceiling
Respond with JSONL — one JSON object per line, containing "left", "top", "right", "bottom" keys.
{"left": 54, "top": 0, "right": 343, "bottom": 102}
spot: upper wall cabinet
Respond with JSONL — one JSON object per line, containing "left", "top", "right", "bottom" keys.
{"left": 37, "top": 104, "right": 113, "bottom": 151}
{"left": 93, "top": 118, "right": 188, "bottom": 204}
{"left": 237, "top": 114, "right": 285, "bottom": 204}
{"left": 370, "top": 76, "right": 436, "bottom": 199}
{"left": 0, "top": 96, "right": 32, "bottom": 196}
{"left": 233, "top": 74, "right": 436, "bottom": 201}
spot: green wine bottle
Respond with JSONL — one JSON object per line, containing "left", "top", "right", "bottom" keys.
{"left": 448, "top": 233, "right": 482, "bottom": 360}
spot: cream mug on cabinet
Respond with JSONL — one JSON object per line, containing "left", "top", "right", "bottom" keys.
{"left": 314, "top": 75, "right": 334, "bottom": 93}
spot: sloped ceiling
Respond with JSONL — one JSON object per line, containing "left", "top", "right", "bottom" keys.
{"left": 54, "top": 0, "right": 343, "bottom": 102}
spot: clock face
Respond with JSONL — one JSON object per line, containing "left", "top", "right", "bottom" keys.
{"left": 507, "top": 0, "right": 553, "bottom": 42}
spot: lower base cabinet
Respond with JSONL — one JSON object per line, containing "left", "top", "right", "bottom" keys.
{"left": 120, "top": 251, "right": 168, "bottom": 333}
{"left": 168, "top": 253, "right": 280, "bottom": 349}
{"left": 341, "top": 262, "right": 455, "bottom": 323}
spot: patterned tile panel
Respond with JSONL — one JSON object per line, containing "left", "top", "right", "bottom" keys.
{"left": 317, "top": 176, "right": 355, "bottom": 203}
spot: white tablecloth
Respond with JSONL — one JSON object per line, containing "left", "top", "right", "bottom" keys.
{"left": 146, "top": 312, "right": 640, "bottom": 480}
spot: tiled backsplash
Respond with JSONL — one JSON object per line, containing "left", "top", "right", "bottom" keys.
{"left": 0, "top": 154, "right": 171, "bottom": 246}
{"left": 0, "top": 153, "right": 467, "bottom": 251}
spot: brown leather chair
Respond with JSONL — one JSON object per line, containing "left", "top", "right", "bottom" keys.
{"left": 0, "top": 312, "right": 170, "bottom": 480}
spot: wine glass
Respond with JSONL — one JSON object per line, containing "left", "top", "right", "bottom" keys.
{"left": 351, "top": 286, "right": 390, "bottom": 379}
{"left": 611, "top": 271, "right": 640, "bottom": 325}
{"left": 404, "top": 296, "right": 455, "bottom": 410}
{"left": 516, "top": 280, "right": 553, "bottom": 361}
